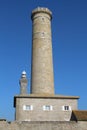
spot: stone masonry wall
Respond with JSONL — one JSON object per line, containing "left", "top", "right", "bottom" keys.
{"left": 0, "top": 121, "right": 87, "bottom": 130}
{"left": 15, "top": 97, "right": 78, "bottom": 121}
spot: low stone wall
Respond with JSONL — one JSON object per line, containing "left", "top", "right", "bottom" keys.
{"left": 0, "top": 121, "right": 87, "bottom": 130}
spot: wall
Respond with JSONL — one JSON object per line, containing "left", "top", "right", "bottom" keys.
{"left": 0, "top": 121, "right": 87, "bottom": 130}
{"left": 15, "top": 97, "right": 78, "bottom": 121}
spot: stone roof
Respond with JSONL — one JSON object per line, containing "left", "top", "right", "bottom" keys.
{"left": 71, "top": 110, "right": 87, "bottom": 121}
{"left": 14, "top": 93, "right": 79, "bottom": 99}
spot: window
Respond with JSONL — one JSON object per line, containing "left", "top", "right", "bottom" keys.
{"left": 42, "top": 17, "right": 44, "bottom": 21}
{"left": 23, "top": 105, "right": 33, "bottom": 111}
{"left": 41, "top": 32, "right": 45, "bottom": 37}
{"left": 43, "top": 105, "right": 53, "bottom": 111}
{"left": 41, "top": 17, "right": 45, "bottom": 22}
{"left": 62, "top": 106, "right": 71, "bottom": 111}
{"left": 64, "top": 106, "right": 69, "bottom": 110}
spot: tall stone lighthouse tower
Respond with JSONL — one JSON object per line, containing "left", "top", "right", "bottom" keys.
{"left": 31, "top": 7, "right": 54, "bottom": 94}
{"left": 14, "top": 7, "right": 79, "bottom": 121}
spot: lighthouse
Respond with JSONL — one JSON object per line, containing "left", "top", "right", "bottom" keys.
{"left": 31, "top": 7, "right": 54, "bottom": 94}
{"left": 14, "top": 7, "right": 79, "bottom": 121}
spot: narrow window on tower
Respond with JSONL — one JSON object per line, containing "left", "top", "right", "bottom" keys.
{"left": 42, "top": 17, "right": 44, "bottom": 21}
{"left": 43, "top": 105, "right": 53, "bottom": 111}
{"left": 62, "top": 106, "right": 71, "bottom": 111}
{"left": 23, "top": 105, "right": 33, "bottom": 111}
{"left": 41, "top": 17, "right": 45, "bottom": 22}
{"left": 41, "top": 32, "right": 45, "bottom": 36}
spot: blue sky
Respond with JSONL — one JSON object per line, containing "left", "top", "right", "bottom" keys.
{"left": 0, "top": 0, "right": 87, "bottom": 121}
